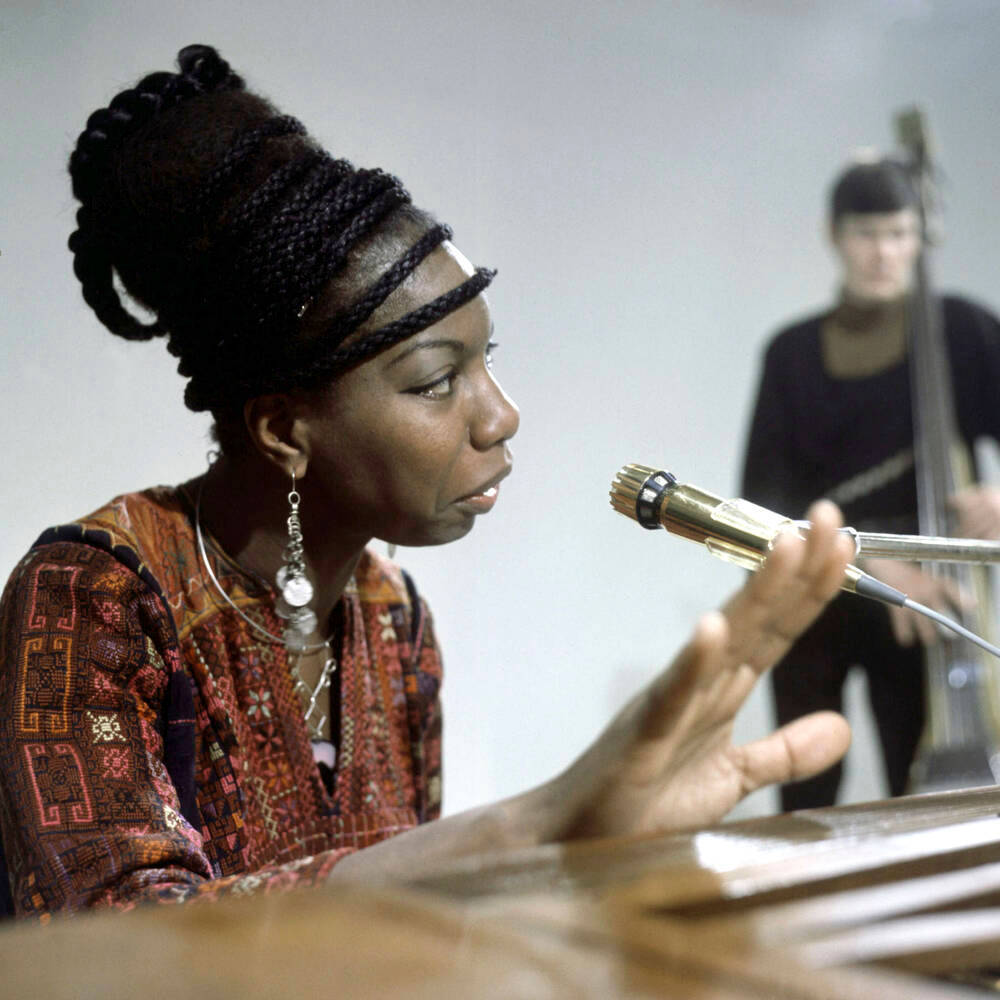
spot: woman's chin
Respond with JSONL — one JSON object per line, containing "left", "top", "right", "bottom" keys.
{"left": 403, "top": 515, "right": 478, "bottom": 549}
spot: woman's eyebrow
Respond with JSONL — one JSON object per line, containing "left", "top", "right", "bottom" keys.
{"left": 385, "top": 338, "right": 465, "bottom": 367}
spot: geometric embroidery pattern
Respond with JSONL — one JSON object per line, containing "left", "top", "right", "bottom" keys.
{"left": 0, "top": 485, "right": 443, "bottom": 916}
{"left": 23, "top": 742, "right": 94, "bottom": 827}
{"left": 86, "top": 711, "right": 124, "bottom": 743}
{"left": 17, "top": 563, "right": 81, "bottom": 738}
{"left": 98, "top": 746, "right": 131, "bottom": 780}
{"left": 18, "top": 635, "right": 73, "bottom": 736}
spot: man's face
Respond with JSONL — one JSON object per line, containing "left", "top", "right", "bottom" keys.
{"left": 831, "top": 208, "right": 921, "bottom": 304}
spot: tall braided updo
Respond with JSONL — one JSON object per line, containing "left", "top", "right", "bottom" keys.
{"left": 68, "top": 44, "right": 493, "bottom": 422}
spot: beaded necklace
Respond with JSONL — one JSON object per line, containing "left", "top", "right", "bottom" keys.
{"left": 193, "top": 480, "right": 337, "bottom": 740}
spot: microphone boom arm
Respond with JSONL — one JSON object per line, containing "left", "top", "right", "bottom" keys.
{"left": 849, "top": 530, "right": 1000, "bottom": 565}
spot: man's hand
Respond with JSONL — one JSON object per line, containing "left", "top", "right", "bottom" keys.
{"left": 861, "top": 557, "right": 966, "bottom": 646}
{"left": 949, "top": 485, "right": 1000, "bottom": 541}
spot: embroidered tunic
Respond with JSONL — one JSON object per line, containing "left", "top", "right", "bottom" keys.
{"left": 0, "top": 485, "right": 443, "bottom": 916}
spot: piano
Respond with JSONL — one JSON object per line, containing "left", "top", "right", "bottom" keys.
{"left": 3, "top": 785, "right": 1000, "bottom": 997}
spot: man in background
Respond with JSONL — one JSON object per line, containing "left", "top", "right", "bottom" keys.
{"left": 741, "top": 157, "right": 1000, "bottom": 809}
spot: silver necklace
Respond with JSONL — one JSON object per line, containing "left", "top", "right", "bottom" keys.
{"left": 193, "top": 479, "right": 338, "bottom": 740}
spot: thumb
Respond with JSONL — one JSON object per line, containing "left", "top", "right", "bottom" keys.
{"left": 738, "top": 711, "right": 851, "bottom": 794}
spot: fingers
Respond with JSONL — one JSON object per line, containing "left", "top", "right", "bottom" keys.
{"left": 801, "top": 499, "right": 858, "bottom": 592}
{"left": 964, "top": 510, "right": 1000, "bottom": 540}
{"left": 875, "top": 567, "right": 966, "bottom": 646}
{"left": 691, "top": 609, "right": 730, "bottom": 654}
{"left": 941, "top": 577, "right": 970, "bottom": 613}
{"left": 765, "top": 500, "right": 854, "bottom": 612}
{"left": 887, "top": 604, "right": 918, "bottom": 646}
{"left": 738, "top": 711, "right": 851, "bottom": 794}
{"left": 949, "top": 486, "right": 1000, "bottom": 540}
{"left": 646, "top": 609, "right": 730, "bottom": 712}
{"left": 911, "top": 610, "right": 940, "bottom": 646}
{"left": 725, "top": 500, "right": 853, "bottom": 672}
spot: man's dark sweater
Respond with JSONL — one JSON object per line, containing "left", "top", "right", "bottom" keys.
{"left": 741, "top": 294, "right": 1000, "bottom": 807}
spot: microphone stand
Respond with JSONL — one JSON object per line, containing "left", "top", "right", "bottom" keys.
{"left": 846, "top": 529, "right": 1000, "bottom": 565}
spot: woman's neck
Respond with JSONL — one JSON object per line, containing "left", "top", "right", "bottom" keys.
{"left": 197, "top": 454, "right": 366, "bottom": 632}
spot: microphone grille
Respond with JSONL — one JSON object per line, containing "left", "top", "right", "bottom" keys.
{"left": 610, "top": 464, "right": 676, "bottom": 529}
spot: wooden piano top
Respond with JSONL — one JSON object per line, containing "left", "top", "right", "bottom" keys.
{"left": 3, "top": 786, "right": 1000, "bottom": 998}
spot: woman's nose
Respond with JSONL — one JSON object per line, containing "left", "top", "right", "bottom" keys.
{"left": 471, "top": 374, "right": 520, "bottom": 450}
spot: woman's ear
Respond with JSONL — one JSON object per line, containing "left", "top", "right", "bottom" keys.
{"left": 243, "top": 394, "right": 310, "bottom": 479}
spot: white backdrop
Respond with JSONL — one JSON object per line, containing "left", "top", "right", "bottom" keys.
{"left": 4, "top": 0, "right": 1000, "bottom": 819}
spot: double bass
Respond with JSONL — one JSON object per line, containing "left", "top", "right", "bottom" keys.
{"left": 896, "top": 108, "right": 1000, "bottom": 793}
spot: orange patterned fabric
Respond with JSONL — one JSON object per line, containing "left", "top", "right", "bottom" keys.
{"left": 0, "top": 485, "right": 442, "bottom": 916}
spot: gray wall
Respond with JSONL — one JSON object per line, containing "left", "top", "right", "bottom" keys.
{"left": 4, "top": 0, "right": 1000, "bottom": 819}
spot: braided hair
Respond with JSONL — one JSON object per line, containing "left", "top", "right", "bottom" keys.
{"left": 67, "top": 44, "right": 494, "bottom": 423}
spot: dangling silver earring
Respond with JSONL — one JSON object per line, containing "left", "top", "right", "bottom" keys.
{"left": 275, "top": 471, "right": 317, "bottom": 651}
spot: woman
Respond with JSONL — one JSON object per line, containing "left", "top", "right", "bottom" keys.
{"left": 0, "top": 45, "right": 854, "bottom": 917}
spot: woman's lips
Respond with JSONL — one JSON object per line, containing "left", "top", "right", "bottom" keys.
{"left": 454, "top": 483, "right": 500, "bottom": 514}
{"left": 453, "top": 464, "right": 511, "bottom": 514}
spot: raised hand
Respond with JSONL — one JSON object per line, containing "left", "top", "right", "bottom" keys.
{"left": 331, "top": 501, "right": 856, "bottom": 881}
{"left": 549, "top": 499, "right": 856, "bottom": 838}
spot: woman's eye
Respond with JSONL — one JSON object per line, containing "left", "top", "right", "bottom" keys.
{"left": 414, "top": 372, "right": 456, "bottom": 399}
{"left": 485, "top": 340, "right": 499, "bottom": 372}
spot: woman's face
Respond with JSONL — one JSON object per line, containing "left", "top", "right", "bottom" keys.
{"left": 297, "top": 243, "right": 520, "bottom": 548}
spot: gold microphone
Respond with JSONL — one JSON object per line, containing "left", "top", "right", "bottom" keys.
{"left": 609, "top": 463, "right": 896, "bottom": 603}
{"left": 610, "top": 464, "right": 1000, "bottom": 660}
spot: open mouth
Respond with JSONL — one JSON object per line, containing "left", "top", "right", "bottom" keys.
{"left": 455, "top": 468, "right": 510, "bottom": 511}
